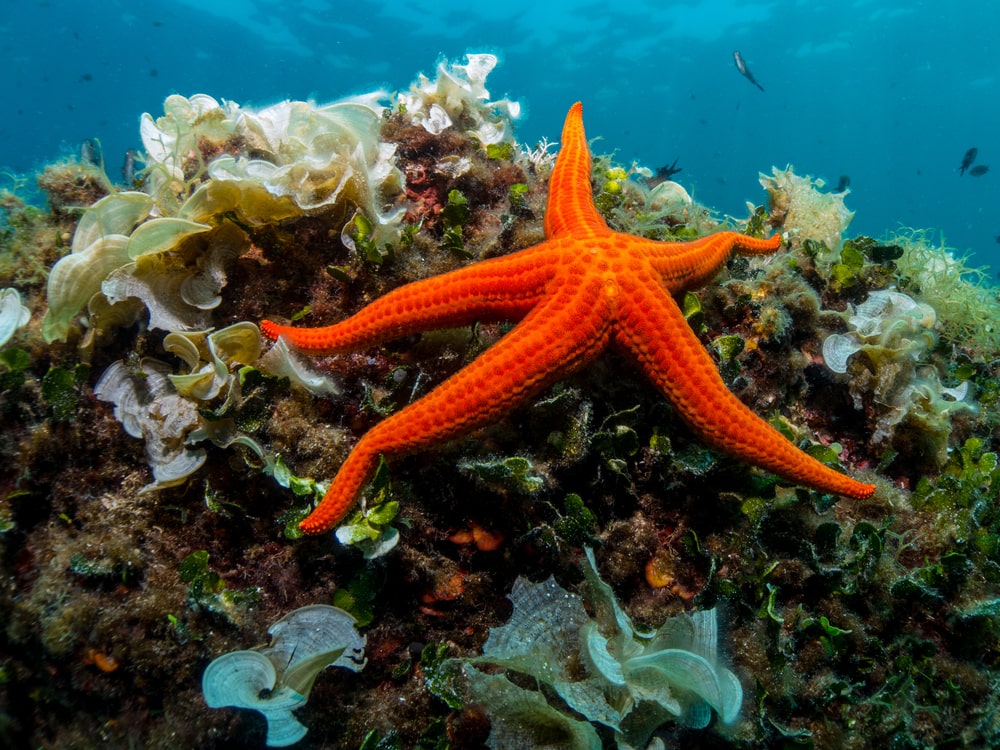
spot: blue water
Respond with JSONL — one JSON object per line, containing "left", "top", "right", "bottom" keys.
{"left": 3, "top": 0, "right": 998, "bottom": 273}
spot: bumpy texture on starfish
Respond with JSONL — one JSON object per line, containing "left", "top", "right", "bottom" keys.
{"left": 262, "top": 102, "right": 876, "bottom": 534}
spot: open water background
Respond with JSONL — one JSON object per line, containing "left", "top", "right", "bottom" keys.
{"left": 3, "top": 0, "right": 998, "bottom": 273}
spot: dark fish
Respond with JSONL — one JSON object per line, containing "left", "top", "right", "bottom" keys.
{"left": 970, "top": 164, "right": 989, "bottom": 177}
{"left": 733, "top": 51, "right": 765, "bottom": 92}
{"left": 959, "top": 147, "right": 977, "bottom": 175}
{"left": 80, "top": 138, "right": 102, "bottom": 167}
{"left": 834, "top": 175, "right": 851, "bottom": 192}
{"left": 647, "top": 158, "right": 683, "bottom": 188}
{"left": 121, "top": 149, "right": 139, "bottom": 185}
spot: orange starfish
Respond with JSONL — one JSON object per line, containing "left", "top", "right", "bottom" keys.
{"left": 262, "top": 102, "right": 875, "bottom": 534}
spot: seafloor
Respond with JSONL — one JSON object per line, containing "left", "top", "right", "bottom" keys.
{"left": 2, "top": 57, "right": 1000, "bottom": 749}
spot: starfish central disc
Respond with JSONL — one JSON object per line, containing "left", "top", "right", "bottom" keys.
{"left": 262, "top": 102, "right": 876, "bottom": 534}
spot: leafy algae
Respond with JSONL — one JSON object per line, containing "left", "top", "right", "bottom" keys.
{"left": 463, "top": 549, "right": 740, "bottom": 749}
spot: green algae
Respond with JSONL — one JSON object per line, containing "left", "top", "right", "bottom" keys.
{"left": 180, "top": 550, "right": 260, "bottom": 616}
{"left": 459, "top": 454, "right": 545, "bottom": 494}
{"left": 891, "top": 227, "right": 1000, "bottom": 357}
{"left": 40, "top": 363, "right": 88, "bottom": 422}
{"left": 441, "top": 188, "right": 472, "bottom": 258}
{"left": 333, "top": 456, "right": 401, "bottom": 558}
{"left": 460, "top": 549, "right": 741, "bottom": 748}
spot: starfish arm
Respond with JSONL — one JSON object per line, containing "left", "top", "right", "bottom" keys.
{"left": 261, "top": 246, "right": 560, "bottom": 354}
{"left": 642, "top": 232, "right": 783, "bottom": 294}
{"left": 616, "top": 285, "right": 876, "bottom": 499}
{"left": 544, "top": 102, "right": 610, "bottom": 239}
{"left": 298, "top": 288, "right": 613, "bottom": 533}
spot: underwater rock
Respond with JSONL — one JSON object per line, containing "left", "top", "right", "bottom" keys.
{"left": 42, "top": 54, "right": 522, "bottom": 348}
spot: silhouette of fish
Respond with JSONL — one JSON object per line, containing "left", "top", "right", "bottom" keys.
{"left": 121, "top": 149, "right": 140, "bottom": 185}
{"left": 647, "top": 158, "right": 683, "bottom": 188}
{"left": 80, "top": 138, "right": 102, "bottom": 167}
{"left": 733, "top": 51, "right": 765, "bottom": 92}
{"left": 970, "top": 164, "right": 989, "bottom": 177}
{"left": 959, "top": 147, "right": 977, "bottom": 175}
{"left": 834, "top": 175, "right": 851, "bottom": 192}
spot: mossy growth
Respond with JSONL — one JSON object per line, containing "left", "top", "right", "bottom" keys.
{"left": 458, "top": 454, "right": 545, "bottom": 494}
{"left": 179, "top": 550, "right": 260, "bottom": 618}
{"left": 456, "top": 549, "right": 741, "bottom": 748}
{"left": 41, "top": 363, "right": 88, "bottom": 422}
{"left": 0, "top": 347, "right": 30, "bottom": 419}
{"left": 589, "top": 154, "right": 719, "bottom": 240}
{"left": 441, "top": 189, "right": 472, "bottom": 259}
{"left": 891, "top": 227, "right": 1000, "bottom": 357}
{"left": 0, "top": 184, "right": 72, "bottom": 289}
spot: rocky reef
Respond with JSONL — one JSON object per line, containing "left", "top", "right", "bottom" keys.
{"left": 1, "top": 54, "right": 1000, "bottom": 749}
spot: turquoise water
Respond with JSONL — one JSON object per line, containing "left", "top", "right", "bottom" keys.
{"left": 3, "top": 0, "right": 999, "bottom": 271}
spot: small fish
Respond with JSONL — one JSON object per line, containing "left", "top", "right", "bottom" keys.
{"left": 647, "top": 158, "right": 683, "bottom": 188}
{"left": 80, "top": 138, "right": 102, "bottom": 167}
{"left": 733, "top": 51, "right": 765, "bottom": 92}
{"left": 834, "top": 175, "right": 851, "bottom": 192}
{"left": 970, "top": 164, "right": 989, "bottom": 177}
{"left": 959, "top": 147, "right": 977, "bottom": 175}
{"left": 121, "top": 149, "right": 139, "bottom": 185}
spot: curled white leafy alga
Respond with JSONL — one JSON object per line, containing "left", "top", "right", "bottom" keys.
{"left": 202, "top": 604, "right": 366, "bottom": 747}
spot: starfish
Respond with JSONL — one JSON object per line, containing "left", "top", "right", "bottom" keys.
{"left": 262, "top": 102, "right": 876, "bottom": 534}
